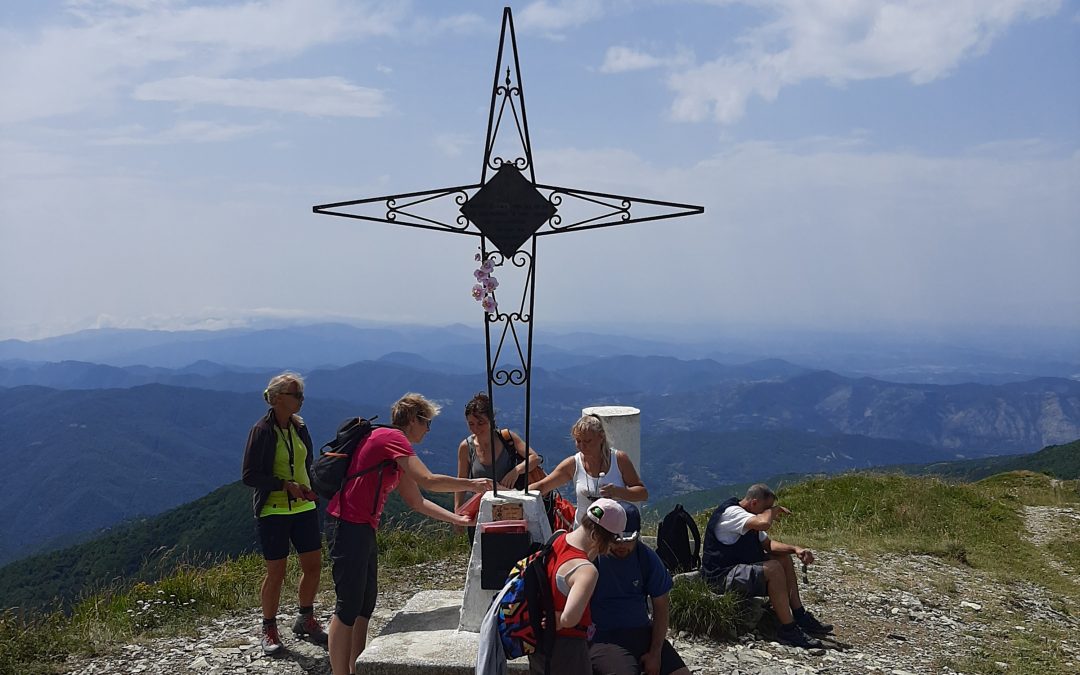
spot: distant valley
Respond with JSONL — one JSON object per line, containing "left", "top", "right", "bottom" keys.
{"left": 2, "top": 323, "right": 1079, "bottom": 568}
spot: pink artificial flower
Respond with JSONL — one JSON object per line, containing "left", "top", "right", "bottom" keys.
{"left": 474, "top": 268, "right": 488, "bottom": 281}
{"left": 472, "top": 284, "right": 484, "bottom": 300}
{"left": 482, "top": 276, "right": 498, "bottom": 292}
{"left": 482, "top": 296, "right": 498, "bottom": 313}
{"left": 481, "top": 259, "right": 494, "bottom": 274}
{"left": 474, "top": 252, "right": 482, "bottom": 262}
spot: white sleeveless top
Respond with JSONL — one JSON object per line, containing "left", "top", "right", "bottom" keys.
{"left": 573, "top": 447, "right": 625, "bottom": 524}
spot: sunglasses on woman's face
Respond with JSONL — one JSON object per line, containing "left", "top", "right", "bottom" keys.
{"left": 281, "top": 391, "right": 304, "bottom": 401}
{"left": 417, "top": 415, "right": 432, "bottom": 430}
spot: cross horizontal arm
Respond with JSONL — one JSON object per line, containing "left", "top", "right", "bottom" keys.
{"left": 532, "top": 182, "right": 704, "bottom": 237}
{"left": 313, "top": 183, "right": 486, "bottom": 236}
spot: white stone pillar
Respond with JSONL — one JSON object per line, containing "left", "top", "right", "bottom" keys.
{"left": 581, "top": 405, "right": 642, "bottom": 482}
{"left": 458, "top": 489, "right": 551, "bottom": 632}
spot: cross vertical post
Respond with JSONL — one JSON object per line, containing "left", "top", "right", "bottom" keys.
{"left": 313, "top": 6, "right": 704, "bottom": 497}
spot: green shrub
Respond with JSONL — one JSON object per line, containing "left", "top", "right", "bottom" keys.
{"left": 668, "top": 576, "right": 747, "bottom": 641}
{"left": 377, "top": 523, "right": 469, "bottom": 567}
{"left": 0, "top": 609, "right": 70, "bottom": 675}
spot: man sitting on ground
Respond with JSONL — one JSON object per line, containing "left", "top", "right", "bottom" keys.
{"left": 591, "top": 501, "right": 690, "bottom": 675}
{"left": 701, "top": 483, "right": 832, "bottom": 649}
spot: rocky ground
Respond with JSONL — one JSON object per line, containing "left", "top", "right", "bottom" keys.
{"left": 62, "top": 508, "right": 1080, "bottom": 675}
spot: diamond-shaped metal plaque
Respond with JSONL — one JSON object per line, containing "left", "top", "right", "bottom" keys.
{"left": 460, "top": 164, "right": 557, "bottom": 257}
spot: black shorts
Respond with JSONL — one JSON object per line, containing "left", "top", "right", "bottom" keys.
{"left": 591, "top": 626, "right": 687, "bottom": 675}
{"left": 326, "top": 516, "right": 378, "bottom": 626}
{"left": 719, "top": 562, "right": 768, "bottom": 597}
{"left": 528, "top": 636, "right": 590, "bottom": 674}
{"left": 257, "top": 508, "right": 321, "bottom": 561}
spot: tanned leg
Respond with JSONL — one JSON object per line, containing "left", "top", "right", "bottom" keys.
{"left": 351, "top": 616, "right": 370, "bottom": 666}
{"left": 297, "top": 549, "right": 321, "bottom": 607}
{"left": 328, "top": 615, "right": 353, "bottom": 675}
{"left": 261, "top": 558, "right": 287, "bottom": 620}
{"left": 773, "top": 552, "right": 804, "bottom": 611}
{"left": 762, "top": 559, "right": 793, "bottom": 624}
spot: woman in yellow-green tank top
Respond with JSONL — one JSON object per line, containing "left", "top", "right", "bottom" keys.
{"left": 241, "top": 372, "right": 326, "bottom": 654}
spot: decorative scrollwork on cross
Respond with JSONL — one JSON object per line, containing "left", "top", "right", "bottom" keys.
{"left": 312, "top": 7, "right": 703, "bottom": 496}
{"left": 488, "top": 68, "right": 530, "bottom": 173}
{"left": 485, "top": 245, "right": 533, "bottom": 391}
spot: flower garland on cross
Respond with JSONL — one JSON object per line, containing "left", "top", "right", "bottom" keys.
{"left": 471, "top": 251, "right": 499, "bottom": 313}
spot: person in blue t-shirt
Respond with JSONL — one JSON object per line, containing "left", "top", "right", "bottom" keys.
{"left": 591, "top": 501, "right": 690, "bottom": 675}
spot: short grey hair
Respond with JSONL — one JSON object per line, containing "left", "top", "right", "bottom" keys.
{"left": 745, "top": 483, "right": 776, "bottom": 502}
{"left": 391, "top": 393, "right": 441, "bottom": 427}
{"left": 264, "top": 371, "right": 304, "bottom": 404}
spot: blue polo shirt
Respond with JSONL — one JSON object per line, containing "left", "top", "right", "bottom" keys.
{"left": 592, "top": 543, "right": 673, "bottom": 637}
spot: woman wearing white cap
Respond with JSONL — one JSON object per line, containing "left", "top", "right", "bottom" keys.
{"left": 529, "top": 497, "right": 627, "bottom": 674}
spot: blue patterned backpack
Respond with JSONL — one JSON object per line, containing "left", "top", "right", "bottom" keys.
{"left": 495, "top": 531, "right": 564, "bottom": 665}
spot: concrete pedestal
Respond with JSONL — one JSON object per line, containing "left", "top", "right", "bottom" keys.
{"left": 357, "top": 590, "right": 529, "bottom": 674}
{"left": 582, "top": 405, "right": 642, "bottom": 480}
{"left": 458, "top": 489, "right": 552, "bottom": 632}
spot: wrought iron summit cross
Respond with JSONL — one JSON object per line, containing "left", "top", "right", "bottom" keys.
{"left": 313, "top": 7, "right": 703, "bottom": 495}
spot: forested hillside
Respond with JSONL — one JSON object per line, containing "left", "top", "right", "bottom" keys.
{"left": 0, "top": 482, "right": 454, "bottom": 611}
{"left": 5, "top": 354, "right": 1079, "bottom": 565}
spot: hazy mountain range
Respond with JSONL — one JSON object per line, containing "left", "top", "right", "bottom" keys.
{"left": 3, "top": 322, "right": 1078, "bottom": 383}
{"left": 2, "top": 323, "right": 1079, "bottom": 567}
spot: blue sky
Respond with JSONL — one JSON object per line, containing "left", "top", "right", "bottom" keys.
{"left": 1, "top": 0, "right": 1077, "bottom": 341}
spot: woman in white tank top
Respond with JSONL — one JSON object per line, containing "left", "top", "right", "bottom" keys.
{"left": 528, "top": 413, "right": 648, "bottom": 526}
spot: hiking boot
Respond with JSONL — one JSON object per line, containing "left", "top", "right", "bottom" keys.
{"left": 260, "top": 622, "right": 284, "bottom": 655}
{"left": 795, "top": 608, "right": 834, "bottom": 635}
{"left": 291, "top": 612, "right": 328, "bottom": 645}
{"left": 776, "top": 623, "right": 824, "bottom": 649}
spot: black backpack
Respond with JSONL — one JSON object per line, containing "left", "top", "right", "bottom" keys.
{"left": 310, "top": 416, "right": 394, "bottom": 512}
{"left": 656, "top": 504, "right": 702, "bottom": 574}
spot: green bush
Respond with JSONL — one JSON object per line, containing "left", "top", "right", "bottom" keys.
{"left": 0, "top": 610, "right": 70, "bottom": 675}
{"left": 377, "top": 523, "right": 469, "bottom": 567}
{"left": 668, "top": 576, "right": 747, "bottom": 641}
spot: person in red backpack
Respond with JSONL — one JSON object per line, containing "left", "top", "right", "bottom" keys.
{"left": 325, "top": 393, "right": 491, "bottom": 675}
{"left": 529, "top": 498, "right": 626, "bottom": 675}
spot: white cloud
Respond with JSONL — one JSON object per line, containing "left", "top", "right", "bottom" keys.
{"left": 599, "top": 45, "right": 693, "bottom": 73}
{"left": 669, "top": 0, "right": 1062, "bottom": 123}
{"left": 2, "top": 135, "right": 1077, "bottom": 339}
{"left": 530, "top": 139, "right": 1080, "bottom": 329}
{"left": 0, "top": 140, "right": 83, "bottom": 180}
{"left": 0, "top": 0, "right": 404, "bottom": 123}
{"left": 86, "top": 306, "right": 356, "bottom": 333}
{"left": 411, "top": 12, "right": 488, "bottom": 37}
{"left": 600, "top": 46, "right": 663, "bottom": 72}
{"left": 90, "top": 120, "right": 274, "bottom": 145}
{"left": 518, "top": 0, "right": 606, "bottom": 34}
{"left": 70, "top": 0, "right": 401, "bottom": 56}
{"left": 134, "top": 76, "right": 390, "bottom": 117}
{"left": 434, "top": 133, "right": 473, "bottom": 158}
